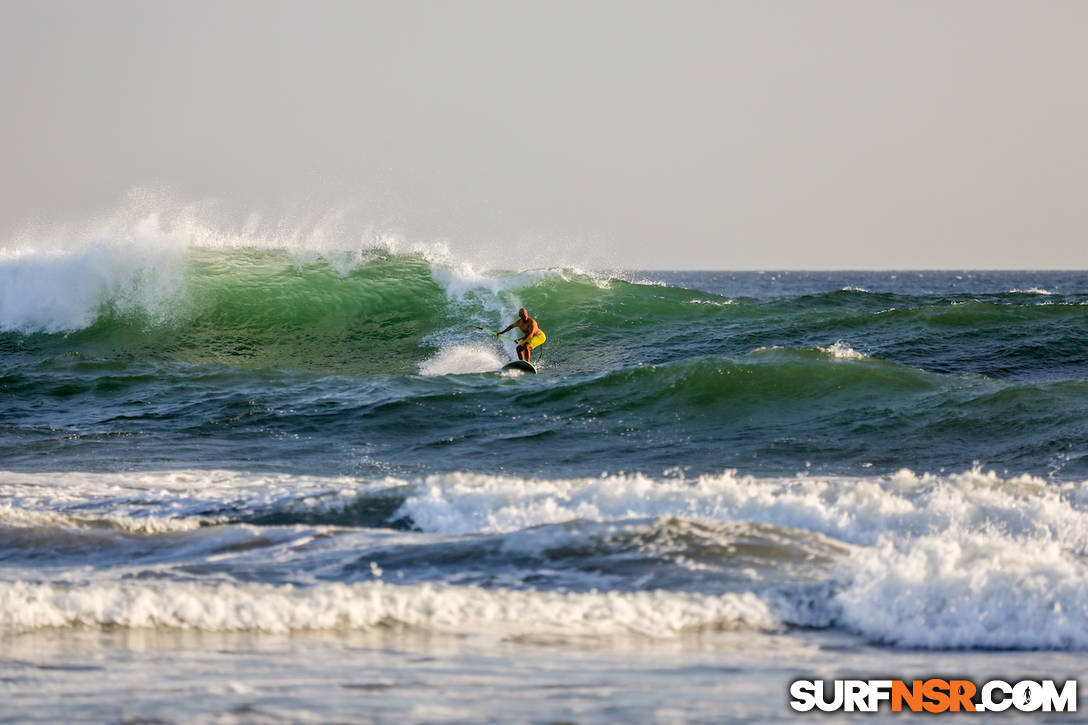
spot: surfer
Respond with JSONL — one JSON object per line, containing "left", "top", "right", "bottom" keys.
{"left": 497, "top": 308, "right": 546, "bottom": 363}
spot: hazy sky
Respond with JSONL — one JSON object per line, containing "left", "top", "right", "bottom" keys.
{"left": 1, "top": 0, "right": 1085, "bottom": 269}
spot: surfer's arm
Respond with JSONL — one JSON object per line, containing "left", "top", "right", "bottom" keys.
{"left": 497, "top": 323, "right": 515, "bottom": 335}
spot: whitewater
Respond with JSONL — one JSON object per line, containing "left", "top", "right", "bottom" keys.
{"left": 2, "top": 213, "right": 1087, "bottom": 722}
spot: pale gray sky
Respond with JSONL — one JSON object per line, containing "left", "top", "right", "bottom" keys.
{"left": 1, "top": 0, "right": 1085, "bottom": 269}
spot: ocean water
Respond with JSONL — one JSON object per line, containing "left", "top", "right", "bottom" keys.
{"left": 1, "top": 224, "right": 1086, "bottom": 722}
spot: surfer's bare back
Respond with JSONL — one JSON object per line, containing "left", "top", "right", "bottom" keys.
{"left": 498, "top": 308, "right": 546, "bottom": 362}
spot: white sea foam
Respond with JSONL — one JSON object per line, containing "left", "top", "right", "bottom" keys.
{"left": 0, "top": 580, "right": 775, "bottom": 637}
{"left": 394, "top": 469, "right": 1088, "bottom": 546}
{"left": 418, "top": 344, "right": 506, "bottom": 376}
{"left": 819, "top": 341, "right": 868, "bottom": 359}
{"left": 749, "top": 344, "right": 868, "bottom": 361}
{"left": 394, "top": 469, "right": 1088, "bottom": 648}
{"left": 428, "top": 263, "right": 558, "bottom": 302}
{"left": 836, "top": 531, "right": 1088, "bottom": 648}
{"left": 4, "top": 467, "right": 1087, "bottom": 648}
{"left": 0, "top": 469, "right": 378, "bottom": 533}
{"left": 683, "top": 298, "right": 734, "bottom": 306}
{"left": 0, "top": 503, "right": 210, "bottom": 534}
{"left": 7, "top": 467, "right": 1086, "bottom": 551}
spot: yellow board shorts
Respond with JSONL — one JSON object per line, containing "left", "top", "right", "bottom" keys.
{"left": 523, "top": 331, "right": 546, "bottom": 349}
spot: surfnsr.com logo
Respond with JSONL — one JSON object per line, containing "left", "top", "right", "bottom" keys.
{"left": 789, "top": 679, "right": 1078, "bottom": 713}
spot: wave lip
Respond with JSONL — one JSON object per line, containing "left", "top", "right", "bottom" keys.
{"left": 0, "top": 239, "right": 186, "bottom": 334}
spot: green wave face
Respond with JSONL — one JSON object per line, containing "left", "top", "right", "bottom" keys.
{"left": 28, "top": 250, "right": 448, "bottom": 373}
{"left": 4, "top": 249, "right": 1087, "bottom": 383}
{"left": 5, "top": 248, "right": 750, "bottom": 374}
{"left": 2, "top": 254, "right": 1086, "bottom": 479}
{"left": 174, "top": 250, "right": 448, "bottom": 373}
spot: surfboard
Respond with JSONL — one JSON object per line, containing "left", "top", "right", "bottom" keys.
{"left": 502, "top": 360, "right": 537, "bottom": 374}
